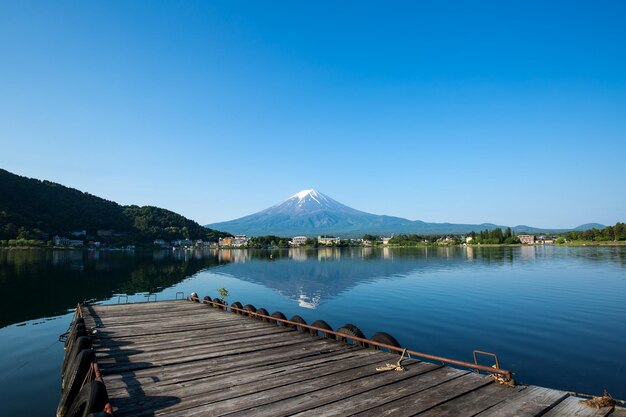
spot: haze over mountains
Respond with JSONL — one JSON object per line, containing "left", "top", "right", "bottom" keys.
{"left": 208, "top": 189, "right": 604, "bottom": 237}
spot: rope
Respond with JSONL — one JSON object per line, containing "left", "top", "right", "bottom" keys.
{"left": 80, "top": 363, "right": 95, "bottom": 393}
{"left": 569, "top": 391, "right": 625, "bottom": 406}
{"left": 376, "top": 348, "right": 408, "bottom": 372}
{"left": 581, "top": 390, "right": 617, "bottom": 409}
{"left": 488, "top": 365, "right": 516, "bottom": 386}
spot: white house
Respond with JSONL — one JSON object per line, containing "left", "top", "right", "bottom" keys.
{"left": 318, "top": 236, "right": 340, "bottom": 245}
{"left": 290, "top": 236, "right": 308, "bottom": 246}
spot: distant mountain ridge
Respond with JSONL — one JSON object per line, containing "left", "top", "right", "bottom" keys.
{"left": 207, "top": 189, "right": 603, "bottom": 237}
{"left": 0, "top": 168, "right": 229, "bottom": 243}
{"left": 573, "top": 223, "right": 607, "bottom": 231}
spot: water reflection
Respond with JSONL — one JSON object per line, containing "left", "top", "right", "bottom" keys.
{"left": 2, "top": 246, "right": 625, "bottom": 328}
{"left": 0, "top": 249, "right": 228, "bottom": 328}
{"left": 214, "top": 247, "right": 437, "bottom": 309}
{"left": 209, "top": 246, "right": 626, "bottom": 308}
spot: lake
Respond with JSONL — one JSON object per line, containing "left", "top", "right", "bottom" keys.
{"left": 0, "top": 246, "right": 625, "bottom": 416}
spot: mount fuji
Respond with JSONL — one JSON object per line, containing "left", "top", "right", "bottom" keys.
{"left": 206, "top": 189, "right": 508, "bottom": 237}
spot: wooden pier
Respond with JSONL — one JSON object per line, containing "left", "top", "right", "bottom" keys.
{"left": 77, "top": 299, "right": 624, "bottom": 417}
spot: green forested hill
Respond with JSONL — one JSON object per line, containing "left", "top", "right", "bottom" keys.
{"left": 122, "top": 205, "right": 227, "bottom": 242}
{"left": 0, "top": 168, "right": 229, "bottom": 244}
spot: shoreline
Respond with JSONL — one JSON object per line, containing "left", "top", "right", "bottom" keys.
{"left": 2, "top": 241, "right": 626, "bottom": 251}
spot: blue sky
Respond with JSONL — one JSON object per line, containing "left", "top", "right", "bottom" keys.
{"left": 1, "top": 1, "right": 624, "bottom": 228}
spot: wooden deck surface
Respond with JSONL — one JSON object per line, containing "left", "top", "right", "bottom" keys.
{"left": 80, "top": 300, "right": 623, "bottom": 417}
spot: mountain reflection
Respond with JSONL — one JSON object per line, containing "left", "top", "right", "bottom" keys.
{"left": 2, "top": 246, "right": 624, "bottom": 327}
{"left": 212, "top": 247, "right": 515, "bottom": 308}
{"left": 211, "top": 246, "right": 626, "bottom": 308}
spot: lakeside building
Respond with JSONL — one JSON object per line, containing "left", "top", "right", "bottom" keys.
{"left": 219, "top": 235, "right": 249, "bottom": 247}
{"left": 220, "top": 237, "right": 234, "bottom": 246}
{"left": 519, "top": 235, "right": 537, "bottom": 244}
{"left": 318, "top": 236, "right": 340, "bottom": 245}
{"left": 53, "top": 235, "right": 84, "bottom": 247}
{"left": 290, "top": 236, "right": 308, "bottom": 246}
{"left": 381, "top": 237, "right": 393, "bottom": 245}
{"left": 172, "top": 239, "right": 193, "bottom": 247}
{"left": 96, "top": 229, "right": 127, "bottom": 238}
{"left": 537, "top": 235, "right": 555, "bottom": 244}
{"left": 233, "top": 235, "right": 249, "bottom": 247}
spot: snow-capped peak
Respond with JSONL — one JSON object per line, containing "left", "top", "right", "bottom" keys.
{"left": 289, "top": 189, "right": 325, "bottom": 206}
{"left": 258, "top": 188, "right": 363, "bottom": 216}
{"left": 290, "top": 189, "right": 319, "bottom": 200}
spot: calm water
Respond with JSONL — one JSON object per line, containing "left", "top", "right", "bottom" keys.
{"left": 1, "top": 246, "right": 625, "bottom": 416}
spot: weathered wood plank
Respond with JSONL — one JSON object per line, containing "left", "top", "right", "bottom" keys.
{"left": 252, "top": 363, "right": 455, "bottom": 417}
{"left": 103, "top": 340, "right": 357, "bottom": 387}
{"left": 474, "top": 385, "right": 569, "bottom": 417}
{"left": 113, "top": 352, "right": 395, "bottom": 417}
{"left": 90, "top": 300, "right": 189, "bottom": 308}
{"left": 350, "top": 372, "right": 494, "bottom": 417}
{"left": 87, "top": 310, "right": 221, "bottom": 327}
{"left": 96, "top": 328, "right": 312, "bottom": 364}
{"left": 105, "top": 347, "right": 363, "bottom": 395}
{"left": 85, "top": 301, "right": 195, "bottom": 316}
{"left": 542, "top": 395, "right": 615, "bottom": 417}
{"left": 386, "top": 380, "right": 526, "bottom": 417}
{"left": 88, "top": 303, "right": 203, "bottom": 315}
{"left": 91, "top": 319, "right": 254, "bottom": 339}
{"left": 83, "top": 305, "right": 219, "bottom": 326}
{"left": 94, "top": 328, "right": 291, "bottom": 355}
{"left": 89, "top": 302, "right": 196, "bottom": 311}
{"left": 93, "top": 321, "right": 280, "bottom": 349}
{"left": 95, "top": 326, "right": 298, "bottom": 359}
{"left": 109, "top": 349, "right": 384, "bottom": 402}
{"left": 90, "top": 307, "right": 236, "bottom": 321}
{"left": 97, "top": 335, "right": 303, "bottom": 369}
{"left": 155, "top": 359, "right": 425, "bottom": 417}
{"left": 93, "top": 321, "right": 253, "bottom": 339}
{"left": 102, "top": 341, "right": 359, "bottom": 390}
{"left": 98, "top": 333, "right": 324, "bottom": 374}
{"left": 92, "top": 312, "right": 244, "bottom": 328}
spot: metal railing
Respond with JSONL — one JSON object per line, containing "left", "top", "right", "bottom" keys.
{"left": 190, "top": 295, "right": 514, "bottom": 383}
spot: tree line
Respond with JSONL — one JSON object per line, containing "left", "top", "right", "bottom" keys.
{"left": 468, "top": 227, "right": 521, "bottom": 244}
{"left": 561, "top": 223, "right": 626, "bottom": 242}
{"left": 246, "top": 235, "right": 292, "bottom": 248}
